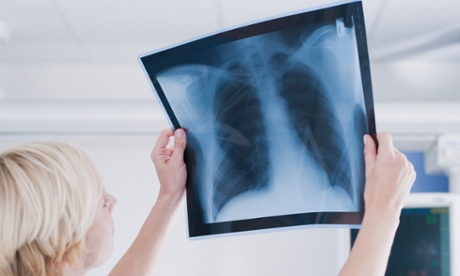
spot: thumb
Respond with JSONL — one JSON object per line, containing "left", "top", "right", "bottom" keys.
{"left": 363, "top": 134, "right": 377, "bottom": 176}
{"left": 171, "top": 129, "right": 186, "bottom": 163}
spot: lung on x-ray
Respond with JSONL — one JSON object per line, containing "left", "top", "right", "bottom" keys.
{"left": 140, "top": 0, "right": 376, "bottom": 238}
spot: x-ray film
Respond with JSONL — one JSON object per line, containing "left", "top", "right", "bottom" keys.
{"left": 140, "top": 0, "right": 376, "bottom": 238}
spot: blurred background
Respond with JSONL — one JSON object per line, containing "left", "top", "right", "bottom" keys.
{"left": 1, "top": 0, "right": 460, "bottom": 275}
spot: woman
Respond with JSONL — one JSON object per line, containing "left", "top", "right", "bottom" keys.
{"left": 0, "top": 128, "right": 186, "bottom": 275}
{"left": 0, "top": 129, "right": 415, "bottom": 275}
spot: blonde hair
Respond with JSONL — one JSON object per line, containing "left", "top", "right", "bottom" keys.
{"left": 0, "top": 142, "right": 104, "bottom": 275}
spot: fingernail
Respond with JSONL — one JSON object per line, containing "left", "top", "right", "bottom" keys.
{"left": 363, "top": 135, "right": 367, "bottom": 145}
{"left": 175, "top": 129, "right": 184, "bottom": 138}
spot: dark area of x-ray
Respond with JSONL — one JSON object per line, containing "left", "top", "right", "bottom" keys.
{"left": 141, "top": 1, "right": 375, "bottom": 237}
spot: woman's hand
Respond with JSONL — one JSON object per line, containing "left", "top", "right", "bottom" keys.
{"left": 339, "top": 133, "right": 416, "bottom": 276}
{"left": 151, "top": 128, "right": 187, "bottom": 201}
{"left": 109, "top": 128, "right": 188, "bottom": 276}
{"left": 363, "top": 133, "right": 416, "bottom": 219}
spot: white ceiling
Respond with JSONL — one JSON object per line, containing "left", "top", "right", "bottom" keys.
{"left": 1, "top": 0, "right": 460, "bottom": 62}
{"left": 0, "top": 0, "right": 459, "bottom": 102}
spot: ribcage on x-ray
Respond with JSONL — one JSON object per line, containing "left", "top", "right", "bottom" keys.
{"left": 212, "top": 63, "right": 271, "bottom": 218}
{"left": 271, "top": 53, "right": 352, "bottom": 196}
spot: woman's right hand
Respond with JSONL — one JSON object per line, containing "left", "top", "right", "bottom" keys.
{"left": 363, "top": 133, "right": 416, "bottom": 219}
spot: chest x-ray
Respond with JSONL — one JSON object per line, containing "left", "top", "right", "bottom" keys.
{"left": 140, "top": 0, "right": 376, "bottom": 238}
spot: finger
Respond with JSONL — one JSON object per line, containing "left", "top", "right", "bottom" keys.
{"left": 170, "top": 129, "right": 187, "bottom": 163}
{"left": 401, "top": 161, "right": 416, "bottom": 191}
{"left": 151, "top": 129, "right": 174, "bottom": 163}
{"left": 153, "top": 129, "right": 174, "bottom": 154}
{"left": 376, "top": 132, "right": 394, "bottom": 154}
{"left": 363, "top": 134, "right": 377, "bottom": 175}
{"left": 406, "top": 162, "right": 417, "bottom": 185}
{"left": 402, "top": 170, "right": 416, "bottom": 196}
{"left": 410, "top": 169, "right": 417, "bottom": 186}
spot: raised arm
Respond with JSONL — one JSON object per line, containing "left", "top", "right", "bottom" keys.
{"left": 339, "top": 133, "right": 416, "bottom": 276}
{"left": 109, "top": 128, "right": 187, "bottom": 276}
